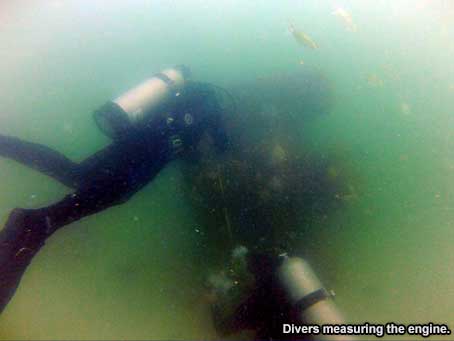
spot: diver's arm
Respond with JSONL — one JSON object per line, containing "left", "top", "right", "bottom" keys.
{"left": 211, "top": 117, "right": 229, "bottom": 153}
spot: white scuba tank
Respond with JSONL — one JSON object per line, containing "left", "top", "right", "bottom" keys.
{"left": 277, "top": 257, "right": 352, "bottom": 341}
{"left": 94, "top": 65, "right": 190, "bottom": 139}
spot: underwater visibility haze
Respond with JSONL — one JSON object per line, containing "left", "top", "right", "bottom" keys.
{"left": 0, "top": 0, "right": 454, "bottom": 339}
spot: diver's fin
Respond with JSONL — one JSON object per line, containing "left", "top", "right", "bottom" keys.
{"left": 0, "top": 209, "right": 48, "bottom": 314}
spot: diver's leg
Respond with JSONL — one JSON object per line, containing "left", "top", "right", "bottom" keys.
{"left": 0, "top": 157, "right": 165, "bottom": 314}
{"left": 0, "top": 134, "right": 80, "bottom": 188}
{"left": 0, "top": 194, "right": 128, "bottom": 314}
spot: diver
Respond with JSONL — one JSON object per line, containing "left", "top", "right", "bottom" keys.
{"left": 0, "top": 65, "right": 230, "bottom": 313}
{"left": 209, "top": 247, "right": 350, "bottom": 340}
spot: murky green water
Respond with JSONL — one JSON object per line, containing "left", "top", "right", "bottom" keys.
{"left": 1, "top": 1, "right": 453, "bottom": 339}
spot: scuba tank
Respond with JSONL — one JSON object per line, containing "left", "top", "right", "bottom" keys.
{"left": 277, "top": 256, "right": 352, "bottom": 340}
{"left": 93, "top": 65, "right": 191, "bottom": 139}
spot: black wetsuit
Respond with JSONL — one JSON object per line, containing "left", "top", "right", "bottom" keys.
{"left": 0, "top": 81, "right": 228, "bottom": 312}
